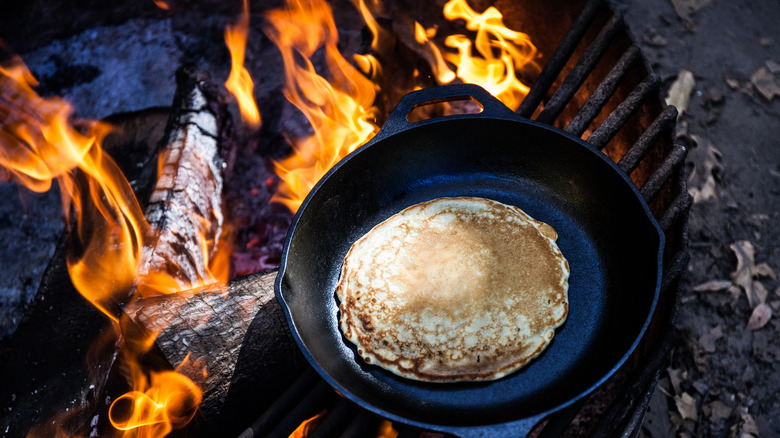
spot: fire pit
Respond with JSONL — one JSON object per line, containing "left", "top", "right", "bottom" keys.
{"left": 0, "top": 0, "right": 689, "bottom": 436}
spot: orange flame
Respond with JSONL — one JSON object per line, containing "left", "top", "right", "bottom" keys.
{"left": 288, "top": 410, "right": 327, "bottom": 438}
{"left": 109, "top": 354, "right": 203, "bottom": 437}
{"left": 225, "top": 0, "right": 262, "bottom": 128}
{"left": 440, "top": 0, "right": 538, "bottom": 110}
{"left": 413, "top": 21, "right": 456, "bottom": 84}
{"left": 152, "top": 0, "right": 170, "bottom": 10}
{"left": 264, "top": 0, "right": 380, "bottom": 212}
{"left": 1, "top": 55, "right": 220, "bottom": 435}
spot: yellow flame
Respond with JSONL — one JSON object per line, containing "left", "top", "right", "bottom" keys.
{"left": 264, "top": 0, "right": 379, "bottom": 212}
{"left": 440, "top": 0, "right": 538, "bottom": 110}
{"left": 413, "top": 21, "right": 456, "bottom": 84}
{"left": 1, "top": 54, "right": 222, "bottom": 436}
{"left": 109, "top": 354, "right": 203, "bottom": 437}
{"left": 288, "top": 410, "right": 327, "bottom": 438}
{"left": 225, "top": 0, "right": 262, "bottom": 128}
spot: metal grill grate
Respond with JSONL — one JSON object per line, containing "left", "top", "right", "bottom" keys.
{"left": 240, "top": 0, "right": 690, "bottom": 435}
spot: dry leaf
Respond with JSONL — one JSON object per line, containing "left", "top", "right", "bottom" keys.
{"left": 731, "top": 410, "right": 759, "bottom": 438}
{"left": 674, "top": 392, "right": 698, "bottom": 421}
{"left": 767, "top": 59, "right": 780, "bottom": 74}
{"left": 667, "top": 367, "right": 686, "bottom": 395}
{"left": 666, "top": 69, "right": 696, "bottom": 116}
{"left": 703, "top": 400, "right": 733, "bottom": 423}
{"left": 692, "top": 279, "right": 733, "bottom": 292}
{"left": 725, "top": 78, "right": 740, "bottom": 90}
{"left": 746, "top": 303, "right": 772, "bottom": 330}
{"left": 687, "top": 135, "right": 723, "bottom": 203}
{"left": 751, "top": 66, "right": 780, "bottom": 101}
{"left": 669, "top": 0, "right": 712, "bottom": 20}
{"left": 698, "top": 325, "right": 723, "bottom": 353}
{"left": 753, "top": 280, "right": 769, "bottom": 305}
{"left": 729, "top": 241, "right": 774, "bottom": 307}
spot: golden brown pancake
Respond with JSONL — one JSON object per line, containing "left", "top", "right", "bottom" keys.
{"left": 335, "top": 197, "right": 569, "bottom": 382}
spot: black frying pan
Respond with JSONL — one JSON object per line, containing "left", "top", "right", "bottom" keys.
{"left": 275, "top": 84, "right": 664, "bottom": 437}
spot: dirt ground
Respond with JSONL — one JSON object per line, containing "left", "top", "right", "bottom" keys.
{"left": 1, "top": 0, "right": 779, "bottom": 436}
{"left": 615, "top": 0, "right": 780, "bottom": 436}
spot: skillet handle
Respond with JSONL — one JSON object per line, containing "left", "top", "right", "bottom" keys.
{"left": 378, "top": 83, "right": 519, "bottom": 139}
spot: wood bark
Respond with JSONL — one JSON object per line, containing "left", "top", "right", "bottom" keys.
{"left": 135, "top": 67, "right": 227, "bottom": 295}
{"left": 121, "top": 270, "right": 305, "bottom": 428}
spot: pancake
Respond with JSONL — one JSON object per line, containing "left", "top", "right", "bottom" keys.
{"left": 335, "top": 196, "right": 569, "bottom": 382}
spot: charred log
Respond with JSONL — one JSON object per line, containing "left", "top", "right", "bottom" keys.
{"left": 135, "top": 67, "right": 229, "bottom": 296}
{"left": 121, "top": 270, "right": 306, "bottom": 434}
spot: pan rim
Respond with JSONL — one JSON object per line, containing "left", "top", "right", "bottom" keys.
{"left": 275, "top": 106, "right": 665, "bottom": 435}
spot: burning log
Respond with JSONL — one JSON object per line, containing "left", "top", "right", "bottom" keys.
{"left": 135, "top": 66, "right": 229, "bottom": 296}
{"left": 121, "top": 270, "right": 305, "bottom": 431}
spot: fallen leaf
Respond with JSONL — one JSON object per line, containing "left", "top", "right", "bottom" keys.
{"left": 687, "top": 135, "right": 723, "bottom": 203}
{"left": 746, "top": 303, "right": 772, "bottom": 330}
{"left": 698, "top": 325, "right": 723, "bottom": 353}
{"left": 729, "top": 241, "right": 775, "bottom": 307}
{"left": 692, "top": 279, "right": 733, "bottom": 292}
{"left": 667, "top": 367, "right": 687, "bottom": 395}
{"left": 703, "top": 400, "right": 733, "bottom": 423}
{"left": 666, "top": 69, "right": 696, "bottom": 116}
{"left": 767, "top": 59, "right": 780, "bottom": 74}
{"left": 752, "top": 280, "right": 769, "bottom": 305}
{"left": 725, "top": 78, "right": 740, "bottom": 90}
{"left": 674, "top": 392, "right": 698, "bottom": 421}
{"left": 731, "top": 410, "right": 759, "bottom": 438}
{"left": 750, "top": 66, "right": 780, "bottom": 101}
{"left": 669, "top": 0, "right": 712, "bottom": 20}
{"left": 754, "top": 262, "right": 776, "bottom": 279}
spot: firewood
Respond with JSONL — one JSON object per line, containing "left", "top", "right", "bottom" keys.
{"left": 135, "top": 67, "right": 228, "bottom": 295}
{"left": 121, "top": 270, "right": 306, "bottom": 429}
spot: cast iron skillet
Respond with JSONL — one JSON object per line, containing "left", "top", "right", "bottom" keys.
{"left": 275, "top": 84, "right": 664, "bottom": 437}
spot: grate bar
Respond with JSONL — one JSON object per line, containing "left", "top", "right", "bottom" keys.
{"left": 339, "top": 410, "right": 382, "bottom": 438}
{"left": 639, "top": 143, "right": 687, "bottom": 202}
{"left": 266, "top": 380, "right": 339, "bottom": 438}
{"left": 237, "top": 368, "right": 320, "bottom": 438}
{"left": 536, "top": 14, "right": 625, "bottom": 125}
{"left": 586, "top": 74, "right": 660, "bottom": 149}
{"left": 566, "top": 45, "right": 641, "bottom": 136}
{"left": 661, "top": 249, "right": 691, "bottom": 293}
{"left": 617, "top": 105, "right": 678, "bottom": 175}
{"left": 308, "top": 398, "right": 360, "bottom": 438}
{"left": 517, "top": 0, "right": 606, "bottom": 118}
{"left": 659, "top": 192, "right": 692, "bottom": 232}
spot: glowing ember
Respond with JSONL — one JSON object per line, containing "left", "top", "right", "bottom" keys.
{"left": 439, "top": 0, "right": 538, "bottom": 111}
{"left": 225, "top": 0, "right": 261, "bottom": 128}
{"left": 264, "top": 0, "right": 380, "bottom": 212}
{"left": 1, "top": 54, "right": 220, "bottom": 435}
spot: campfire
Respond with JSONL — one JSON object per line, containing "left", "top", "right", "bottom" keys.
{"left": 0, "top": 0, "right": 689, "bottom": 437}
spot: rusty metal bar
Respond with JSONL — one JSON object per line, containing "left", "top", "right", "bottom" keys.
{"left": 617, "top": 105, "right": 678, "bottom": 174}
{"left": 340, "top": 410, "right": 382, "bottom": 438}
{"left": 266, "top": 380, "right": 339, "bottom": 438}
{"left": 585, "top": 74, "right": 660, "bottom": 149}
{"left": 536, "top": 14, "right": 625, "bottom": 125}
{"left": 309, "top": 398, "right": 360, "bottom": 438}
{"left": 661, "top": 250, "right": 691, "bottom": 293}
{"left": 639, "top": 143, "right": 687, "bottom": 202}
{"left": 237, "top": 368, "right": 320, "bottom": 438}
{"left": 659, "top": 192, "right": 692, "bottom": 232}
{"left": 517, "top": 0, "right": 606, "bottom": 118}
{"left": 566, "top": 45, "right": 641, "bottom": 136}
